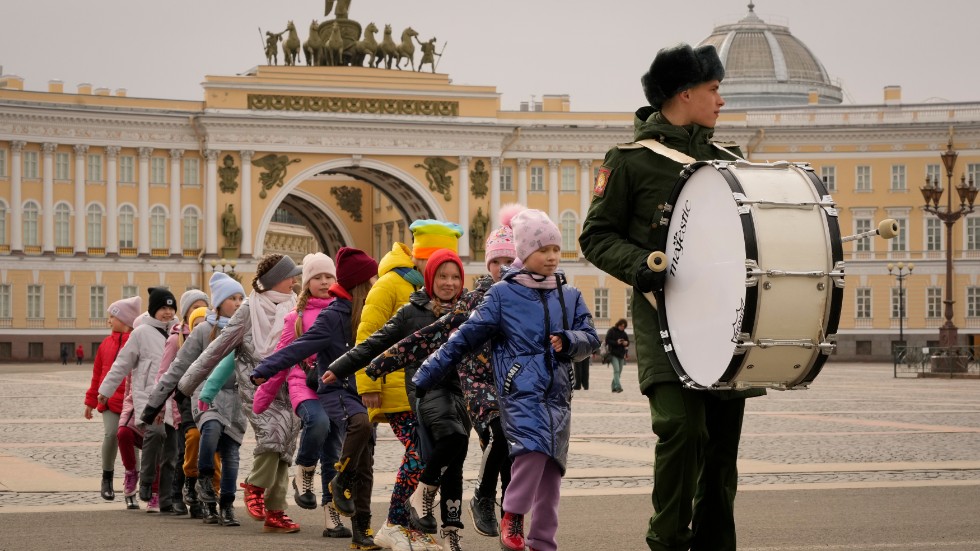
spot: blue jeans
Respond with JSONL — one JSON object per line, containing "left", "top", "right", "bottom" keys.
{"left": 610, "top": 355, "right": 625, "bottom": 391}
{"left": 295, "top": 399, "right": 331, "bottom": 468}
{"left": 198, "top": 419, "right": 241, "bottom": 503}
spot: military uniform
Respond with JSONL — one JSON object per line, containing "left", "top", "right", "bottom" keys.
{"left": 580, "top": 106, "right": 763, "bottom": 551}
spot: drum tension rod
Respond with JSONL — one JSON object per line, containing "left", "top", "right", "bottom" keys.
{"left": 745, "top": 261, "right": 845, "bottom": 288}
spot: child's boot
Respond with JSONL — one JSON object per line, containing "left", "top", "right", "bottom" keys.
{"left": 219, "top": 502, "right": 240, "bottom": 527}
{"left": 196, "top": 476, "right": 217, "bottom": 504}
{"left": 240, "top": 481, "right": 266, "bottom": 520}
{"left": 202, "top": 502, "right": 220, "bottom": 524}
{"left": 350, "top": 512, "right": 381, "bottom": 550}
{"left": 322, "top": 502, "right": 352, "bottom": 538}
{"left": 293, "top": 464, "right": 317, "bottom": 510}
{"left": 499, "top": 511, "right": 525, "bottom": 551}
{"left": 329, "top": 458, "right": 355, "bottom": 517}
{"left": 263, "top": 510, "right": 300, "bottom": 533}
{"left": 408, "top": 482, "right": 439, "bottom": 534}
{"left": 100, "top": 470, "right": 115, "bottom": 501}
{"left": 440, "top": 526, "right": 464, "bottom": 551}
{"left": 469, "top": 493, "right": 498, "bottom": 536}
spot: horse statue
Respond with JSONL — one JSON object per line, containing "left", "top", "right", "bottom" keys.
{"left": 395, "top": 27, "right": 419, "bottom": 71}
{"left": 283, "top": 21, "right": 301, "bottom": 66}
{"left": 353, "top": 22, "right": 378, "bottom": 67}
{"left": 377, "top": 24, "right": 397, "bottom": 69}
{"left": 303, "top": 20, "right": 323, "bottom": 66}
{"left": 322, "top": 21, "right": 345, "bottom": 66}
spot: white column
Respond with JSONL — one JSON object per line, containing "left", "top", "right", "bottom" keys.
{"left": 41, "top": 143, "right": 56, "bottom": 253}
{"left": 73, "top": 144, "right": 89, "bottom": 253}
{"left": 204, "top": 149, "right": 219, "bottom": 256}
{"left": 169, "top": 149, "right": 183, "bottom": 256}
{"left": 517, "top": 158, "right": 529, "bottom": 207}
{"left": 490, "top": 157, "right": 501, "bottom": 226}
{"left": 579, "top": 159, "right": 592, "bottom": 221}
{"left": 10, "top": 141, "right": 25, "bottom": 252}
{"left": 548, "top": 159, "right": 560, "bottom": 222}
{"left": 138, "top": 147, "right": 152, "bottom": 254}
{"left": 458, "top": 156, "right": 471, "bottom": 258}
{"left": 105, "top": 146, "right": 119, "bottom": 254}
{"left": 240, "top": 150, "right": 254, "bottom": 257}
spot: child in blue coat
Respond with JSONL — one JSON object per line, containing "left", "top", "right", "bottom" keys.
{"left": 415, "top": 208, "right": 599, "bottom": 551}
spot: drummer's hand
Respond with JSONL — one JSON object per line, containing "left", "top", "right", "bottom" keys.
{"left": 360, "top": 392, "right": 381, "bottom": 409}
{"left": 321, "top": 370, "right": 338, "bottom": 385}
{"left": 550, "top": 334, "right": 563, "bottom": 353}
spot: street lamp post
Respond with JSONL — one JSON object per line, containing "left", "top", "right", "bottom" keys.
{"left": 887, "top": 262, "right": 914, "bottom": 348}
{"left": 920, "top": 136, "right": 978, "bottom": 349}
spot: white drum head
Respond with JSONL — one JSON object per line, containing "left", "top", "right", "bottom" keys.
{"left": 663, "top": 166, "right": 747, "bottom": 388}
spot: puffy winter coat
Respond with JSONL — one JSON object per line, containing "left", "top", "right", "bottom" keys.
{"left": 416, "top": 269, "right": 599, "bottom": 474}
{"left": 179, "top": 300, "right": 301, "bottom": 462}
{"left": 99, "top": 317, "right": 176, "bottom": 430}
{"left": 351, "top": 242, "right": 417, "bottom": 422}
{"left": 253, "top": 296, "right": 334, "bottom": 414}
{"left": 330, "top": 288, "right": 444, "bottom": 419}
{"left": 254, "top": 297, "right": 366, "bottom": 426}
{"left": 85, "top": 331, "right": 131, "bottom": 414}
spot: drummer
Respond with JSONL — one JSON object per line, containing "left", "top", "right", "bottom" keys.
{"left": 580, "top": 43, "right": 765, "bottom": 551}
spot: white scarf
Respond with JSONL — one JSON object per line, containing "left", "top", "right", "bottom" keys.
{"left": 247, "top": 289, "right": 296, "bottom": 359}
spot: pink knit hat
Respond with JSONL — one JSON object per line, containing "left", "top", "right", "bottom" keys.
{"left": 485, "top": 204, "right": 520, "bottom": 270}
{"left": 511, "top": 208, "right": 562, "bottom": 262}
{"left": 107, "top": 296, "right": 141, "bottom": 329}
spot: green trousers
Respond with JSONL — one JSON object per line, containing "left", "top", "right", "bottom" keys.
{"left": 646, "top": 384, "right": 746, "bottom": 551}
{"left": 247, "top": 452, "right": 290, "bottom": 511}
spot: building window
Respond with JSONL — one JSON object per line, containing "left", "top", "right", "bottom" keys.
{"left": 54, "top": 203, "right": 71, "bottom": 247}
{"left": 560, "top": 212, "right": 577, "bottom": 253}
{"left": 560, "top": 166, "right": 576, "bottom": 192}
{"left": 119, "top": 155, "right": 135, "bottom": 183}
{"left": 182, "top": 207, "right": 200, "bottom": 250}
{"left": 625, "top": 288, "right": 633, "bottom": 320}
{"left": 118, "top": 205, "right": 135, "bottom": 248}
{"left": 820, "top": 166, "right": 836, "bottom": 192}
{"left": 593, "top": 288, "right": 609, "bottom": 320}
{"left": 373, "top": 226, "right": 382, "bottom": 260}
{"left": 967, "top": 163, "right": 980, "bottom": 188}
{"left": 855, "top": 166, "right": 871, "bottom": 192}
{"left": 967, "top": 217, "right": 980, "bottom": 251}
{"left": 530, "top": 166, "right": 544, "bottom": 192}
{"left": 87, "top": 154, "right": 103, "bottom": 182}
{"left": 855, "top": 287, "right": 872, "bottom": 319}
{"left": 58, "top": 285, "right": 75, "bottom": 319}
{"left": 86, "top": 204, "right": 103, "bottom": 248}
{"left": 0, "top": 148, "right": 6, "bottom": 177}
{"left": 0, "top": 200, "right": 6, "bottom": 245}
{"left": 183, "top": 157, "right": 200, "bottom": 187}
{"left": 150, "top": 206, "right": 167, "bottom": 249}
{"left": 855, "top": 341, "right": 872, "bottom": 356}
{"left": 23, "top": 150, "right": 39, "bottom": 179}
{"left": 122, "top": 285, "right": 138, "bottom": 299}
{"left": 23, "top": 201, "right": 39, "bottom": 247}
{"left": 500, "top": 166, "right": 513, "bottom": 192}
{"left": 890, "top": 287, "right": 906, "bottom": 319}
{"left": 55, "top": 152, "right": 70, "bottom": 180}
{"left": 926, "top": 287, "right": 942, "bottom": 319}
{"left": 150, "top": 157, "right": 166, "bottom": 184}
{"left": 0, "top": 284, "right": 10, "bottom": 319}
{"left": 926, "top": 163, "right": 941, "bottom": 187}
{"left": 27, "top": 284, "right": 43, "bottom": 319}
{"left": 926, "top": 218, "right": 942, "bottom": 252}
{"left": 890, "top": 218, "right": 907, "bottom": 252}
{"left": 890, "top": 165, "right": 906, "bottom": 191}
{"left": 968, "top": 287, "right": 980, "bottom": 318}
{"left": 854, "top": 218, "right": 872, "bottom": 252}
{"left": 90, "top": 285, "right": 106, "bottom": 320}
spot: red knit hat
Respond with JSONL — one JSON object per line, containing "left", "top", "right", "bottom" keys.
{"left": 423, "top": 248, "right": 464, "bottom": 302}
{"left": 335, "top": 247, "right": 379, "bottom": 292}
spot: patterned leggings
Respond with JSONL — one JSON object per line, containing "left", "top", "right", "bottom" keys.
{"left": 386, "top": 410, "right": 424, "bottom": 527}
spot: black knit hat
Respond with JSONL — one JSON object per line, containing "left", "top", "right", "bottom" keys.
{"left": 641, "top": 43, "right": 725, "bottom": 110}
{"left": 147, "top": 287, "right": 177, "bottom": 318}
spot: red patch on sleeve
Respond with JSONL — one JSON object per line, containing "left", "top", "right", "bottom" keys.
{"left": 593, "top": 166, "right": 612, "bottom": 197}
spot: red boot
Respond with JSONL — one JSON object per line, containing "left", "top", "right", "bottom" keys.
{"left": 240, "top": 481, "right": 266, "bottom": 520}
{"left": 499, "top": 511, "right": 526, "bottom": 551}
{"left": 263, "top": 510, "right": 301, "bottom": 533}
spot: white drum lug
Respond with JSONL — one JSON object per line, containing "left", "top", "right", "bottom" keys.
{"left": 819, "top": 334, "right": 838, "bottom": 355}
{"left": 734, "top": 333, "right": 752, "bottom": 355}
{"left": 745, "top": 259, "right": 760, "bottom": 287}
{"left": 820, "top": 195, "right": 839, "bottom": 217}
{"left": 829, "top": 261, "right": 846, "bottom": 288}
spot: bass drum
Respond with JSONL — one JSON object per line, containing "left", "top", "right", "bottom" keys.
{"left": 653, "top": 161, "right": 843, "bottom": 390}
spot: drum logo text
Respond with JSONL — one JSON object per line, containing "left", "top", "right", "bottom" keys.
{"left": 669, "top": 200, "right": 692, "bottom": 277}
{"left": 731, "top": 298, "right": 745, "bottom": 344}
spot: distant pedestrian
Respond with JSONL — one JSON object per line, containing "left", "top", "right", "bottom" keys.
{"left": 573, "top": 357, "right": 590, "bottom": 390}
{"left": 61, "top": 346, "right": 69, "bottom": 365}
{"left": 76, "top": 344, "right": 85, "bottom": 365}
{"left": 605, "top": 319, "right": 630, "bottom": 393}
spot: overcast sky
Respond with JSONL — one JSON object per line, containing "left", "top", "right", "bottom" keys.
{"left": 2, "top": 0, "right": 978, "bottom": 111}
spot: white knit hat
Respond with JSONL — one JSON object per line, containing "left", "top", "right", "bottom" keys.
{"left": 301, "top": 252, "right": 337, "bottom": 290}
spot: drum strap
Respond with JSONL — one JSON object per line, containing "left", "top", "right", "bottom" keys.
{"left": 634, "top": 140, "right": 695, "bottom": 165}
{"left": 712, "top": 143, "right": 746, "bottom": 161}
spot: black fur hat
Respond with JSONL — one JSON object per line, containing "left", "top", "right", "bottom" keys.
{"left": 641, "top": 43, "right": 725, "bottom": 110}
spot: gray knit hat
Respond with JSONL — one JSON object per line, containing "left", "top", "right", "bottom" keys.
{"left": 256, "top": 255, "right": 303, "bottom": 291}
{"left": 178, "top": 289, "right": 209, "bottom": 321}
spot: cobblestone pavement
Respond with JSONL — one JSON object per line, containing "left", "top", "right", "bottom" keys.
{"left": 2, "top": 361, "right": 979, "bottom": 510}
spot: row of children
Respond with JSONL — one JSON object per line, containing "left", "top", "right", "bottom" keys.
{"left": 84, "top": 205, "right": 598, "bottom": 551}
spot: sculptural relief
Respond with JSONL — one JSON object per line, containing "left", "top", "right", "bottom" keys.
{"left": 252, "top": 153, "right": 302, "bottom": 199}
{"left": 414, "top": 157, "right": 458, "bottom": 201}
{"left": 218, "top": 154, "right": 239, "bottom": 193}
{"left": 470, "top": 159, "right": 489, "bottom": 198}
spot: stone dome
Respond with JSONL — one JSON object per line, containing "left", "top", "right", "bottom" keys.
{"left": 699, "top": 3, "right": 843, "bottom": 108}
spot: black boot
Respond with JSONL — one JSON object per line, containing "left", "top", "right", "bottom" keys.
{"left": 171, "top": 499, "right": 188, "bottom": 515}
{"left": 183, "top": 477, "right": 198, "bottom": 505}
{"left": 100, "top": 471, "right": 115, "bottom": 501}
{"left": 329, "top": 458, "right": 355, "bottom": 517}
{"left": 196, "top": 476, "right": 217, "bottom": 504}
{"left": 469, "top": 493, "right": 499, "bottom": 536}
{"left": 351, "top": 511, "right": 381, "bottom": 550}
{"left": 219, "top": 503, "right": 240, "bottom": 527}
{"left": 125, "top": 495, "right": 140, "bottom": 510}
{"left": 202, "top": 502, "right": 220, "bottom": 524}
{"left": 189, "top": 502, "right": 204, "bottom": 519}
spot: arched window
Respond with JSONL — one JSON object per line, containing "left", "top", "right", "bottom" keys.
{"left": 54, "top": 203, "right": 71, "bottom": 247}
{"left": 23, "top": 201, "right": 40, "bottom": 246}
{"left": 149, "top": 206, "right": 167, "bottom": 249}
{"left": 0, "top": 200, "right": 7, "bottom": 245}
{"left": 86, "top": 204, "right": 103, "bottom": 248}
{"left": 118, "top": 205, "right": 135, "bottom": 248}
{"left": 181, "top": 207, "right": 200, "bottom": 250}
{"left": 560, "top": 211, "right": 578, "bottom": 253}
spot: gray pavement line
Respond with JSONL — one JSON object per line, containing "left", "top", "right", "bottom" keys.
{"left": 741, "top": 542, "right": 980, "bottom": 550}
